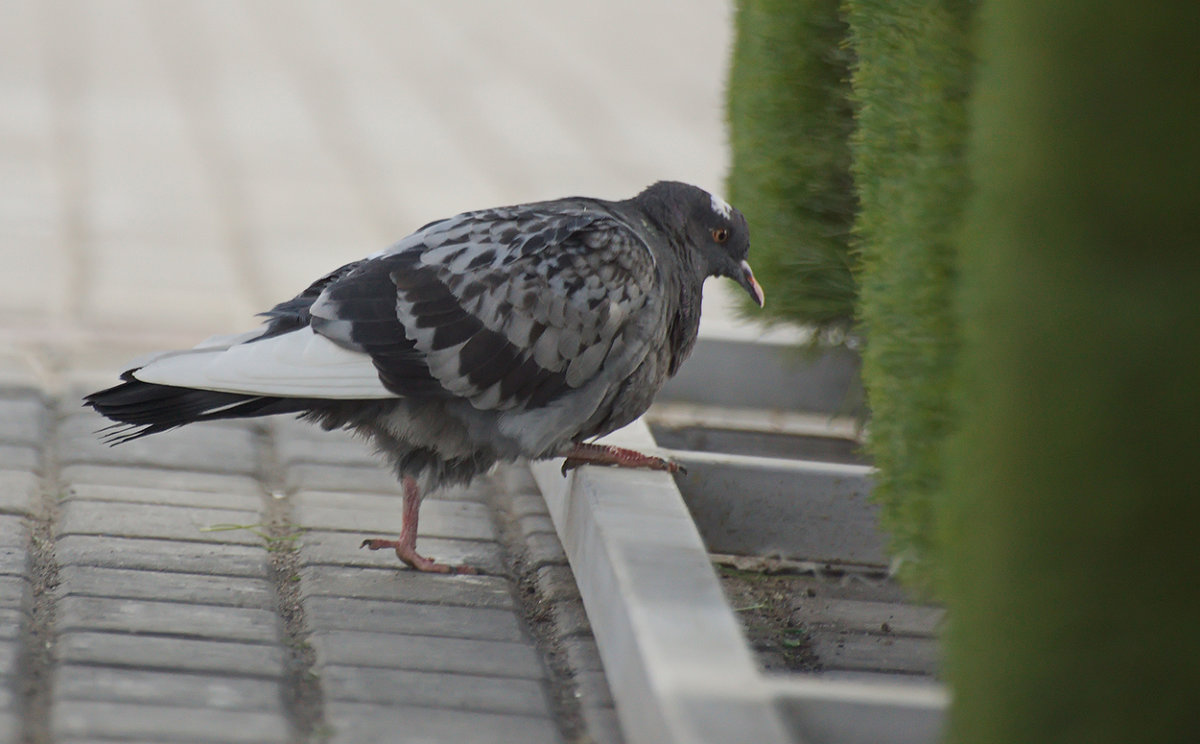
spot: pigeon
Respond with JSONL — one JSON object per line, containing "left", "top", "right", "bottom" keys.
{"left": 84, "top": 181, "right": 764, "bottom": 573}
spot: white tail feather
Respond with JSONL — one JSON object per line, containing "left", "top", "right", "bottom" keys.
{"left": 132, "top": 329, "right": 398, "bottom": 399}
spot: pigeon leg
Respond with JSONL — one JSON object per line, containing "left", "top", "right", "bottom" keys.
{"left": 360, "top": 476, "right": 477, "bottom": 574}
{"left": 560, "top": 442, "right": 686, "bottom": 476}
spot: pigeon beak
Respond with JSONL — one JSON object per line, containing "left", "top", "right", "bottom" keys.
{"left": 737, "top": 260, "right": 765, "bottom": 307}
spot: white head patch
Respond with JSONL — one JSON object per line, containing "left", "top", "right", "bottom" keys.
{"left": 710, "top": 193, "right": 733, "bottom": 219}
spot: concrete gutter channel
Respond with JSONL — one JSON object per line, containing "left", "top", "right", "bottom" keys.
{"left": 531, "top": 336, "right": 949, "bottom": 744}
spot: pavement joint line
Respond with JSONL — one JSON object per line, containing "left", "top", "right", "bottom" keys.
{"left": 486, "top": 465, "right": 623, "bottom": 744}
{"left": 54, "top": 566, "right": 265, "bottom": 581}
{"left": 295, "top": 594, "right": 512, "bottom": 611}
{"left": 257, "top": 423, "right": 329, "bottom": 743}
{"left": 54, "top": 497, "right": 268, "bottom": 512}
{"left": 52, "top": 592, "right": 270, "bottom": 609}
{"left": 323, "top": 663, "right": 560, "bottom": 686}
{"left": 16, "top": 396, "right": 62, "bottom": 744}
{"left": 41, "top": 657, "right": 284, "bottom": 682}
{"left": 299, "top": 625, "right": 524, "bottom": 647}
{"left": 53, "top": 628, "right": 283, "bottom": 646}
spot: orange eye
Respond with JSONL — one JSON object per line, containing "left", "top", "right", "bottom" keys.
{"left": 712, "top": 227, "right": 730, "bottom": 243}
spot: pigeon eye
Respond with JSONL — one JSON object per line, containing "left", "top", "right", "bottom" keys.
{"left": 711, "top": 227, "right": 730, "bottom": 243}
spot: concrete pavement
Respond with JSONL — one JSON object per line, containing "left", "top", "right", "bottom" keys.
{"left": 4, "top": 378, "right": 622, "bottom": 743}
{"left": 0, "top": 1, "right": 734, "bottom": 740}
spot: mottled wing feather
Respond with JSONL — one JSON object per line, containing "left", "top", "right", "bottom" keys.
{"left": 256, "top": 259, "right": 367, "bottom": 339}
{"left": 307, "top": 255, "right": 447, "bottom": 397}
{"left": 309, "top": 204, "right": 663, "bottom": 410}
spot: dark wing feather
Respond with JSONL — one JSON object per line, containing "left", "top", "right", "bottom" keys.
{"left": 306, "top": 253, "right": 446, "bottom": 397}
{"left": 256, "top": 259, "right": 367, "bottom": 339}
{"left": 308, "top": 202, "right": 665, "bottom": 410}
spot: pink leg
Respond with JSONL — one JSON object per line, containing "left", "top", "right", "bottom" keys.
{"left": 360, "top": 476, "right": 477, "bottom": 574}
{"left": 560, "top": 443, "right": 686, "bottom": 476}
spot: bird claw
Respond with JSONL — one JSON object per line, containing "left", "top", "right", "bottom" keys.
{"left": 559, "top": 448, "right": 686, "bottom": 477}
{"left": 360, "top": 538, "right": 477, "bottom": 574}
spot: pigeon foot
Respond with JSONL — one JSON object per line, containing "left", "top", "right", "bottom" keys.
{"left": 560, "top": 443, "right": 686, "bottom": 476}
{"left": 360, "top": 538, "right": 478, "bottom": 575}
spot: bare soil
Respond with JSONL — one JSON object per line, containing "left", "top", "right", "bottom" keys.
{"left": 716, "top": 562, "right": 821, "bottom": 673}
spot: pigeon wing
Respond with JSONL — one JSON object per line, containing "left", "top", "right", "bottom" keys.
{"left": 309, "top": 204, "right": 666, "bottom": 411}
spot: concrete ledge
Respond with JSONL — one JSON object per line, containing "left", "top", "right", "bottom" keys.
{"left": 532, "top": 420, "right": 948, "bottom": 744}
{"left": 530, "top": 421, "right": 792, "bottom": 744}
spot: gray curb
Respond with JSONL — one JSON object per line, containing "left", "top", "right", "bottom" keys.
{"left": 531, "top": 421, "right": 792, "bottom": 744}
{"left": 531, "top": 419, "right": 949, "bottom": 744}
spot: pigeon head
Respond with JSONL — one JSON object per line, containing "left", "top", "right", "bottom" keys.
{"left": 634, "top": 181, "right": 764, "bottom": 307}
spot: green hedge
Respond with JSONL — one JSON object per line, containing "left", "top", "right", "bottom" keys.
{"left": 729, "top": 1, "right": 1200, "bottom": 738}
{"left": 845, "top": 0, "right": 974, "bottom": 589}
{"left": 943, "top": 3, "right": 1200, "bottom": 741}
{"left": 727, "top": 0, "right": 974, "bottom": 589}
{"left": 725, "top": 0, "right": 857, "bottom": 330}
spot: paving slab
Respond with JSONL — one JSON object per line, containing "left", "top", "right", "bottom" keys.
{"left": 311, "top": 629, "right": 545, "bottom": 679}
{"left": 0, "top": 639, "right": 18, "bottom": 678}
{"left": 59, "top": 417, "right": 260, "bottom": 475}
{"left": 322, "top": 664, "right": 552, "bottom": 716}
{"left": 790, "top": 598, "right": 945, "bottom": 637}
{"left": 298, "top": 530, "right": 503, "bottom": 573}
{"left": 299, "top": 564, "right": 514, "bottom": 609}
{"left": 0, "top": 444, "right": 39, "bottom": 473}
{"left": 273, "top": 431, "right": 381, "bottom": 468}
{"left": 56, "top": 632, "right": 284, "bottom": 678}
{"left": 507, "top": 490, "right": 555, "bottom": 520}
{"left": 0, "top": 395, "right": 46, "bottom": 445}
{"left": 0, "top": 712, "right": 14, "bottom": 744}
{"left": 0, "top": 609, "right": 26, "bottom": 641}
{"left": 57, "top": 565, "right": 275, "bottom": 609}
{"left": 284, "top": 463, "right": 404, "bottom": 495}
{"left": 0, "top": 469, "right": 39, "bottom": 516}
{"left": 58, "top": 501, "right": 264, "bottom": 545}
{"left": 808, "top": 634, "right": 941, "bottom": 677}
{"left": 52, "top": 701, "right": 289, "bottom": 744}
{"left": 0, "top": 514, "right": 30, "bottom": 576}
{"left": 56, "top": 596, "right": 279, "bottom": 644}
{"left": 56, "top": 535, "right": 269, "bottom": 578}
{"left": 551, "top": 598, "right": 594, "bottom": 639}
{"left": 294, "top": 491, "right": 495, "bottom": 540}
{"left": 0, "top": 576, "right": 30, "bottom": 610}
{"left": 302, "top": 596, "right": 524, "bottom": 643}
{"left": 325, "top": 701, "right": 562, "bottom": 744}
{"left": 53, "top": 665, "right": 285, "bottom": 712}
{"left": 523, "top": 530, "right": 571, "bottom": 571}
{"left": 59, "top": 465, "right": 260, "bottom": 494}
{"left": 63, "top": 482, "right": 263, "bottom": 511}
{"left": 0, "top": 355, "right": 44, "bottom": 396}
{"left": 535, "top": 564, "right": 583, "bottom": 603}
